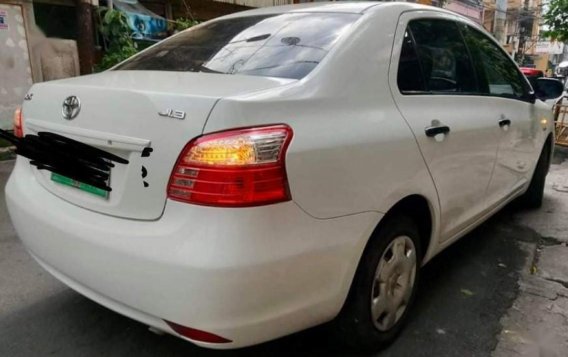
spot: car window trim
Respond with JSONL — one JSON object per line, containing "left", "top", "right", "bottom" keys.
{"left": 460, "top": 24, "right": 535, "bottom": 103}
{"left": 397, "top": 18, "right": 482, "bottom": 96}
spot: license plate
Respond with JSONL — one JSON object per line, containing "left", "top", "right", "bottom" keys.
{"left": 51, "top": 173, "right": 109, "bottom": 198}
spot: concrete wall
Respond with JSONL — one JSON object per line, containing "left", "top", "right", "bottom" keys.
{"left": 0, "top": 0, "right": 79, "bottom": 129}
{"left": 0, "top": 1, "right": 35, "bottom": 129}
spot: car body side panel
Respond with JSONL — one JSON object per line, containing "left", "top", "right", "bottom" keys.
{"left": 389, "top": 11, "right": 508, "bottom": 243}
{"left": 484, "top": 98, "right": 547, "bottom": 206}
{"left": 204, "top": 7, "right": 440, "bottom": 226}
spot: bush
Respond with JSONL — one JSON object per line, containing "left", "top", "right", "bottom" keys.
{"left": 96, "top": 8, "right": 138, "bottom": 71}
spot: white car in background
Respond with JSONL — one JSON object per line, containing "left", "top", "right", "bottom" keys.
{"left": 5, "top": 2, "right": 563, "bottom": 351}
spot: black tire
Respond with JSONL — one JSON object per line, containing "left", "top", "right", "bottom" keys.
{"left": 519, "top": 143, "right": 550, "bottom": 209}
{"left": 333, "top": 215, "right": 422, "bottom": 352}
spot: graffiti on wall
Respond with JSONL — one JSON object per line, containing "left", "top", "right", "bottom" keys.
{"left": 0, "top": 10, "right": 8, "bottom": 30}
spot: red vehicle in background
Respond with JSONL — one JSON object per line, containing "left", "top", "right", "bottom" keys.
{"left": 520, "top": 67, "right": 545, "bottom": 78}
{"left": 520, "top": 67, "right": 546, "bottom": 94}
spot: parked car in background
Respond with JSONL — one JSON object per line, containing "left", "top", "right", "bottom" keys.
{"left": 520, "top": 67, "right": 545, "bottom": 79}
{"left": 5, "top": 2, "right": 565, "bottom": 352}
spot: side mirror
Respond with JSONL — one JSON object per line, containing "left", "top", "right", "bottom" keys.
{"left": 533, "top": 78, "right": 565, "bottom": 101}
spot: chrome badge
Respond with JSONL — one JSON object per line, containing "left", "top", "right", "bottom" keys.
{"left": 62, "top": 96, "right": 81, "bottom": 120}
{"left": 158, "top": 109, "right": 186, "bottom": 120}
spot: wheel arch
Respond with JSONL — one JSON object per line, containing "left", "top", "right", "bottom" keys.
{"left": 335, "top": 194, "right": 436, "bottom": 324}
{"left": 375, "top": 194, "right": 434, "bottom": 262}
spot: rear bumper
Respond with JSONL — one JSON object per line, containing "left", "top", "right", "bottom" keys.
{"left": 6, "top": 159, "right": 380, "bottom": 349}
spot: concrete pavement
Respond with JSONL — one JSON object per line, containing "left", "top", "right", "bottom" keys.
{"left": 494, "top": 147, "right": 568, "bottom": 357}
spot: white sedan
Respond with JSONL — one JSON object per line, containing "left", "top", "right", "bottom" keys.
{"left": 5, "top": 2, "right": 563, "bottom": 351}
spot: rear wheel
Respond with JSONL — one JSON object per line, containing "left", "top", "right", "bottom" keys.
{"left": 334, "top": 215, "right": 422, "bottom": 351}
{"left": 519, "top": 143, "right": 551, "bottom": 209}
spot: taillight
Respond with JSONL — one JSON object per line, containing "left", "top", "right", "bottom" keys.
{"left": 13, "top": 107, "right": 23, "bottom": 138}
{"left": 167, "top": 124, "right": 293, "bottom": 207}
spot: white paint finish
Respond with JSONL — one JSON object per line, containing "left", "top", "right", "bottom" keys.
{"left": 5, "top": 2, "right": 552, "bottom": 349}
{"left": 24, "top": 72, "right": 290, "bottom": 220}
{"left": 484, "top": 98, "right": 548, "bottom": 206}
{"left": 390, "top": 11, "right": 501, "bottom": 240}
{"left": 6, "top": 158, "right": 379, "bottom": 348}
{"left": 205, "top": 4, "right": 440, "bottom": 223}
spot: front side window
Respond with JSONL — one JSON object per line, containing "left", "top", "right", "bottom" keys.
{"left": 460, "top": 25, "right": 530, "bottom": 99}
{"left": 398, "top": 19, "right": 477, "bottom": 94}
{"left": 116, "top": 13, "right": 359, "bottom": 80}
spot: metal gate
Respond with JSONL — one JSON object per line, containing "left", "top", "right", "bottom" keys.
{"left": 555, "top": 97, "right": 568, "bottom": 147}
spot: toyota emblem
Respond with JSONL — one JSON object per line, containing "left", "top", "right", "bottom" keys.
{"left": 62, "top": 96, "right": 81, "bottom": 120}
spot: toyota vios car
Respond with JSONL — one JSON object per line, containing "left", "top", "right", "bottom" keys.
{"left": 5, "top": 2, "right": 562, "bottom": 351}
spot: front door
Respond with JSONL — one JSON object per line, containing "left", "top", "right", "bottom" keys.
{"left": 458, "top": 24, "right": 540, "bottom": 205}
{"left": 0, "top": 3, "right": 33, "bottom": 130}
{"left": 390, "top": 13, "right": 501, "bottom": 241}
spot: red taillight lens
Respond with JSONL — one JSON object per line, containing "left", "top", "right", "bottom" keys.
{"left": 165, "top": 320, "right": 232, "bottom": 344}
{"left": 13, "top": 107, "right": 23, "bottom": 138}
{"left": 168, "top": 125, "right": 292, "bottom": 207}
{"left": 167, "top": 124, "right": 293, "bottom": 207}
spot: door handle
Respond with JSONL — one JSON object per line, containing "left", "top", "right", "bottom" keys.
{"left": 425, "top": 125, "right": 450, "bottom": 137}
{"left": 499, "top": 119, "right": 511, "bottom": 127}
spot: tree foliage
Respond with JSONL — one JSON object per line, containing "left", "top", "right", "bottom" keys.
{"left": 171, "top": 18, "right": 199, "bottom": 33}
{"left": 96, "top": 8, "right": 138, "bottom": 71}
{"left": 542, "top": 0, "right": 568, "bottom": 42}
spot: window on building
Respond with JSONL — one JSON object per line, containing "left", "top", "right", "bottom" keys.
{"left": 33, "top": 3, "right": 77, "bottom": 40}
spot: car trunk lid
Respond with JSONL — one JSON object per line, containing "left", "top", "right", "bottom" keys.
{"left": 22, "top": 71, "right": 294, "bottom": 220}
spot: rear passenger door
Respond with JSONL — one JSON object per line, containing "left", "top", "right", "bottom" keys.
{"left": 390, "top": 13, "right": 501, "bottom": 242}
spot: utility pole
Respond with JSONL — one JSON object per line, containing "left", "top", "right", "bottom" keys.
{"left": 76, "top": 0, "right": 96, "bottom": 75}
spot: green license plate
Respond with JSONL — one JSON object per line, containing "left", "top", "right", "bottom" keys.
{"left": 51, "top": 173, "right": 109, "bottom": 198}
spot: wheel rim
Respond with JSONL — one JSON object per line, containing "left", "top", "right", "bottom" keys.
{"left": 371, "top": 235, "right": 417, "bottom": 332}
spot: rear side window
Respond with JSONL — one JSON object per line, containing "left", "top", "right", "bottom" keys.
{"left": 397, "top": 19, "right": 477, "bottom": 94}
{"left": 116, "top": 13, "right": 359, "bottom": 80}
{"left": 460, "top": 25, "right": 530, "bottom": 99}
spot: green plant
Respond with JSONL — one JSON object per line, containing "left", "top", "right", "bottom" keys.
{"left": 96, "top": 8, "right": 138, "bottom": 71}
{"left": 171, "top": 17, "right": 199, "bottom": 32}
{"left": 542, "top": 0, "right": 568, "bottom": 42}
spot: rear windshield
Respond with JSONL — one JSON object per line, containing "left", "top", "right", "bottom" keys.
{"left": 115, "top": 13, "right": 359, "bottom": 80}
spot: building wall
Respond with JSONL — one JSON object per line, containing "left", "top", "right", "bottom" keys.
{"left": 170, "top": 0, "right": 251, "bottom": 20}
{"left": 0, "top": 0, "right": 35, "bottom": 129}
{"left": 445, "top": 0, "right": 483, "bottom": 23}
{"left": 213, "top": 0, "right": 291, "bottom": 7}
{"left": 0, "top": 0, "right": 79, "bottom": 128}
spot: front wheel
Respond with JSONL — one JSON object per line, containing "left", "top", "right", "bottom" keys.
{"left": 334, "top": 215, "right": 422, "bottom": 351}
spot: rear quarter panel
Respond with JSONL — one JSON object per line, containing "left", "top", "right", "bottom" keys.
{"left": 204, "top": 5, "right": 442, "bottom": 260}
